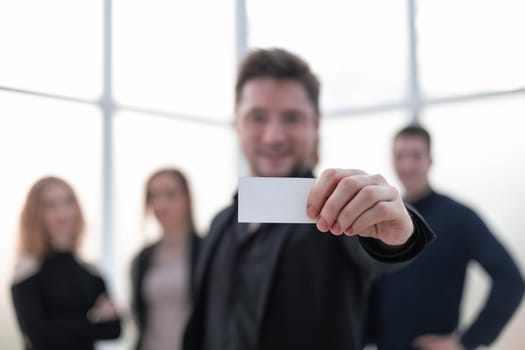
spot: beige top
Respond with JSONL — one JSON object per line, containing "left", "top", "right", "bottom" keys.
{"left": 141, "top": 239, "right": 190, "bottom": 350}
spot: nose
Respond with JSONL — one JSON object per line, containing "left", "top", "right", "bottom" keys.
{"left": 151, "top": 196, "right": 169, "bottom": 212}
{"left": 398, "top": 156, "right": 420, "bottom": 175}
{"left": 261, "top": 118, "right": 286, "bottom": 145}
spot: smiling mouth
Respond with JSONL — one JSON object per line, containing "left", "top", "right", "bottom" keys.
{"left": 258, "top": 148, "right": 291, "bottom": 156}
{"left": 260, "top": 153, "right": 290, "bottom": 162}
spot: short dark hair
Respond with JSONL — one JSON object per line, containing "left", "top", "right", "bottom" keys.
{"left": 235, "top": 48, "right": 321, "bottom": 115}
{"left": 395, "top": 124, "right": 432, "bottom": 153}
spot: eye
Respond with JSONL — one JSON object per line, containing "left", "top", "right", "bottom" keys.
{"left": 43, "top": 200, "right": 58, "bottom": 210}
{"left": 65, "top": 195, "right": 76, "bottom": 206}
{"left": 247, "top": 110, "right": 267, "bottom": 124}
{"left": 146, "top": 191, "right": 155, "bottom": 201}
{"left": 281, "top": 111, "right": 304, "bottom": 125}
{"left": 165, "top": 190, "right": 179, "bottom": 199}
{"left": 411, "top": 152, "right": 424, "bottom": 160}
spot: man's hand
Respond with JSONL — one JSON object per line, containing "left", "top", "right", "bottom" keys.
{"left": 306, "top": 168, "right": 413, "bottom": 245}
{"left": 413, "top": 333, "right": 465, "bottom": 350}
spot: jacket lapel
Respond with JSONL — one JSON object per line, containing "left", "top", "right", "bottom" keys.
{"left": 192, "top": 204, "right": 294, "bottom": 339}
{"left": 193, "top": 205, "right": 235, "bottom": 299}
{"left": 255, "top": 223, "right": 294, "bottom": 336}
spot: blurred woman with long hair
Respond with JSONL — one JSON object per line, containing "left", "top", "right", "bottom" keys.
{"left": 131, "top": 168, "right": 200, "bottom": 350}
{"left": 11, "top": 176, "right": 121, "bottom": 350}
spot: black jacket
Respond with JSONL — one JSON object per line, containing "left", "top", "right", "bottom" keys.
{"left": 131, "top": 233, "right": 201, "bottom": 350}
{"left": 11, "top": 252, "right": 121, "bottom": 350}
{"left": 183, "top": 203, "right": 434, "bottom": 350}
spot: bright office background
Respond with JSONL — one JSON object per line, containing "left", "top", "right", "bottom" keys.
{"left": 1, "top": 0, "right": 524, "bottom": 349}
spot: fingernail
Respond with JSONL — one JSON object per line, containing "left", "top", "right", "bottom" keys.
{"left": 317, "top": 217, "right": 328, "bottom": 232}
{"left": 331, "top": 222, "right": 341, "bottom": 234}
{"left": 344, "top": 227, "right": 354, "bottom": 236}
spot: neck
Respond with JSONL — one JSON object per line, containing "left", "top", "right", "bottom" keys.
{"left": 404, "top": 184, "right": 432, "bottom": 203}
{"left": 51, "top": 238, "right": 74, "bottom": 253}
{"left": 249, "top": 166, "right": 313, "bottom": 178}
{"left": 162, "top": 223, "right": 190, "bottom": 241}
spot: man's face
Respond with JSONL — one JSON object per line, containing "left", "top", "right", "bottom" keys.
{"left": 235, "top": 78, "right": 319, "bottom": 177}
{"left": 393, "top": 135, "right": 432, "bottom": 193}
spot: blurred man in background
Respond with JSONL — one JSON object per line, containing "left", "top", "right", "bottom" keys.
{"left": 369, "top": 124, "right": 525, "bottom": 350}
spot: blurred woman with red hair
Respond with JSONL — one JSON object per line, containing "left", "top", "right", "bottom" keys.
{"left": 11, "top": 176, "right": 121, "bottom": 350}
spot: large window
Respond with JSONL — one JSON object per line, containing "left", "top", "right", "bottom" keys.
{"left": 418, "top": 0, "right": 525, "bottom": 97}
{"left": 113, "top": 0, "right": 236, "bottom": 119}
{"left": 1, "top": 0, "right": 524, "bottom": 349}
{"left": 248, "top": 0, "right": 409, "bottom": 110}
{"left": 0, "top": 1, "right": 102, "bottom": 99}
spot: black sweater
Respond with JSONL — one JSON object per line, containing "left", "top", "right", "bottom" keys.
{"left": 11, "top": 251, "right": 121, "bottom": 350}
{"left": 370, "top": 190, "right": 525, "bottom": 349}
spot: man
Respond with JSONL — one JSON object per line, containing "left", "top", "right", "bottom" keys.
{"left": 369, "top": 125, "right": 525, "bottom": 350}
{"left": 183, "top": 49, "right": 434, "bottom": 350}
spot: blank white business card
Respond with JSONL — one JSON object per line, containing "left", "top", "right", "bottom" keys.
{"left": 238, "top": 177, "right": 316, "bottom": 223}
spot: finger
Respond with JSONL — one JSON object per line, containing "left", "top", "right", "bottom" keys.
{"left": 306, "top": 169, "right": 366, "bottom": 219}
{"left": 344, "top": 201, "right": 406, "bottom": 243}
{"left": 343, "top": 202, "right": 394, "bottom": 238}
{"left": 317, "top": 176, "right": 385, "bottom": 233}
{"left": 331, "top": 184, "right": 397, "bottom": 235}
{"left": 350, "top": 200, "right": 412, "bottom": 245}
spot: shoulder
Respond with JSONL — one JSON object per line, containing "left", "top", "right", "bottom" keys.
{"left": 133, "top": 242, "right": 159, "bottom": 264}
{"left": 190, "top": 231, "right": 202, "bottom": 245}
{"left": 434, "top": 192, "right": 487, "bottom": 231}
{"left": 131, "top": 241, "right": 160, "bottom": 276}
{"left": 12, "top": 256, "right": 41, "bottom": 285}
{"left": 433, "top": 192, "right": 474, "bottom": 214}
{"left": 198, "top": 205, "right": 234, "bottom": 242}
{"left": 433, "top": 191, "right": 459, "bottom": 206}
{"left": 208, "top": 204, "right": 236, "bottom": 234}
{"left": 212, "top": 205, "right": 235, "bottom": 224}
{"left": 78, "top": 259, "right": 105, "bottom": 278}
